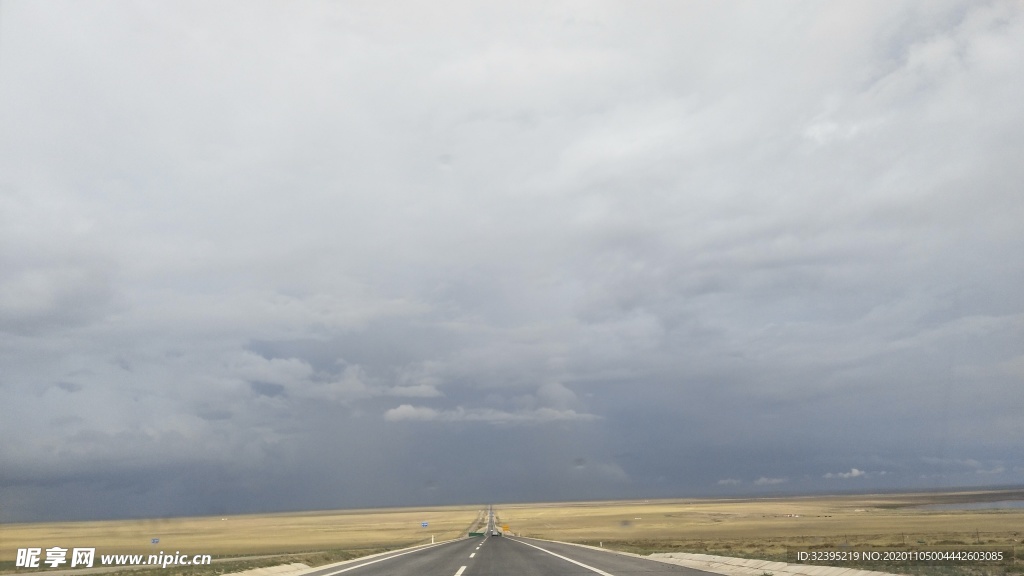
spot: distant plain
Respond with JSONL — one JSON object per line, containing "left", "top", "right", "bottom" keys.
{"left": 0, "top": 505, "right": 483, "bottom": 564}
{"left": 497, "top": 489, "right": 1024, "bottom": 576}
{"left": 3, "top": 489, "right": 1023, "bottom": 575}
{"left": 496, "top": 489, "right": 1024, "bottom": 552}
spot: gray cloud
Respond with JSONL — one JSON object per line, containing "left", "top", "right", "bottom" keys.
{"left": 383, "top": 404, "right": 599, "bottom": 424}
{"left": 2, "top": 1, "right": 1023, "bottom": 521}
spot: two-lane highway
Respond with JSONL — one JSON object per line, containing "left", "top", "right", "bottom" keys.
{"left": 477, "top": 535, "right": 715, "bottom": 575}
{"left": 302, "top": 538, "right": 478, "bottom": 576}
{"left": 303, "top": 530, "right": 718, "bottom": 576}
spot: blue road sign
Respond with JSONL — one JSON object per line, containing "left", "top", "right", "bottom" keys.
{"left": 151, "top": 538, "right": 160, "bottom": 544}
{"left": 421, "top": 522, "right": 428, "bottom": 527}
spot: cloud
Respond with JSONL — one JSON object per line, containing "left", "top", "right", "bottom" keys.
{"left": 802, "top": 120, "right": 865, "bottom": 145}
{"left": 54, "top": 382, "right": 83, "bottom": 393}
{"left": 0, "top": 263, "right": 116, "bottom": 335}
{"left": 536, "top": 381, "right": 580, "bottom": 410}
{"left": 2, "top": 1, "right": 1023, "bottom": 521}
{"left": 386, "top": 384, "right": 443, "bottom": 398}
{"left": 383, "top": 405, "right": 599, "bottom": 425}
{"left": 976, "top": 466, "right": 1005, "bottom": 475}
{"left": 717, "top": 478, "right": 742, "bottom": 486}
{"left": 232, "top": 353, "right": 315, "bottom": 387}
{"left": 383, "top": 405, "right": 440, "bottom": 422}
{"left": 824, "top": 468, "right": 866, "bottom": 479}
{"left": 249, "top": 382, "right": 287, "bottom": 398}
{"left": 921, "top": 457, "right": 983, "bottom": 468}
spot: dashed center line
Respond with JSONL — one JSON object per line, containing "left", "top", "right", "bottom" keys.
{"left": 454, "top": 566, "right": 466, "bottom": 576}
{"left": 469, "top": 553, "right": 476, "bottom": 558}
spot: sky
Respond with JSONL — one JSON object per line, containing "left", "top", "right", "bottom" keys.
{"left": 1, "top": 1, "right": 1023, "bottom": 523}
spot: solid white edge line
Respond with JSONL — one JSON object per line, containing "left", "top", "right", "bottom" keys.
{"left": 314, "top": 541, "right": 452, "bottom": 576}
{"left": 508, "top": 538, "right": 617, "bottom": 576}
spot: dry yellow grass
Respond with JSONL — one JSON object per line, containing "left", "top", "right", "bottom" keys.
{"left": 0, "top": 505, "right": 484, "bottom": 562}
{"left": 4, "top": 490, "right": 1022, "bottom": 573}
{"left": 494, "top": 490, "right": 1024, "bottom": 560}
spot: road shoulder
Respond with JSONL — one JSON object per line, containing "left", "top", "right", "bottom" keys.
{"left": 511, "top": 537, "right": 906, "bottom": 576}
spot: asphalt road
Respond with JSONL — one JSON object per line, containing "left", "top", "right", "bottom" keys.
{"left": 304, "top": 534, "right": 718, "bottom": 576}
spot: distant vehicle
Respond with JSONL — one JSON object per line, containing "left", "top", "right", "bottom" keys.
{"left": 491, "top": 530, "right": 500, "bottom": 536}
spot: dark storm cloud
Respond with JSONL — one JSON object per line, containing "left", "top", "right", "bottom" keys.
{"left": 250, "top": 382, "right": 287, "bottom": 398}
{"left": 2, "top": 1, "right": 1023, "bottom": 521}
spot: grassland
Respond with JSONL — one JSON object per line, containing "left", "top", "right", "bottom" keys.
{"left": 495, "top": 489, "right": 1024, "bottom": 576}
{"left": 0, "top": 505, "right": 485, "bottom": 572}
{"left": 4, "top": 490, "right": 1023, "bottom": 576}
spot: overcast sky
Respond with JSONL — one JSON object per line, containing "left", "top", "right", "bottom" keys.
{"left": 2, "top": 1, "right": 1023, "bottom": 523}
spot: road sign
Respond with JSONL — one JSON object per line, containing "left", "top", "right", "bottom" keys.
{"left": 151, "top": 538, "right": 159, "bottom": 544}
{"left": 421, "top": 522, "right": 428, "bottom": 527}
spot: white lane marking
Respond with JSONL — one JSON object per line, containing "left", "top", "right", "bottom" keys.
{"left": 314, "top": 542, "right": 450, "bottom": 576}
{"left": 508, "top": 538, "right": 616, "bottom": 576}
{"left": 469, "top": 553, "right": 475, "bottom": 558}
{"left": 454, "top": 566, "right": 466, "bottom": 576}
